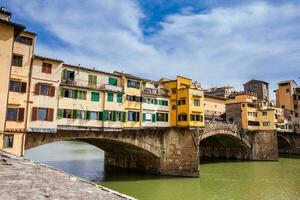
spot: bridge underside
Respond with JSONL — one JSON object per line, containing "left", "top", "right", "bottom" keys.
{"left": 200, "top": 134, "right": 252, "bottom": 160}
{"left": 278, "top": 133, "right": 300, "bottom": 155}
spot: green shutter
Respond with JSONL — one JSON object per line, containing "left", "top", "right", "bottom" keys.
{"left": 99, "top": 112, "right": 103, "bottom": 121}
{"left": 109, "top": 77, "right": 117, "bottom": 86}
{"left": 57, "top": 109, "right": 63, "bottom": 119}
{"left": 154, "top": 99, "right": 158, "bottom": 105}
{"left": 86, "top": 111, "right": 91, "bottom": 120}
{"left": 117, "top": 93, "right": 123, "bottom": 103}
{"left": 73, "top": 90, "right": 78, "bottom": 99}
{"left": 152, "top": 114, "right": 156, "bottom": 122}
{"left": 113, "top": 111, "right": 118, "bottom": 121}
{"left": 122, "top": 112, "right": 126, "bottom": 122}
{"left": 72, "top": 110, "right": 78, "bottom": 119}
{"left": 91, "top": 92, "right": 100, "bottom": 102}
{"left": 143, "top": 113, "right": 146, "bottom": 122}
{"left": 107, "top": 92, "right": 113, "bottom": 102}
{"left": 60, "top": 88, "right": 64, "bottom": 97}
{"left": 103, "top": 111, "right": 108, "bottom": 121}
{"left": 166, "top": 113, "right": 168, "bottom": 122}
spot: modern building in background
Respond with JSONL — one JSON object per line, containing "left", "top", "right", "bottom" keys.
{"left": 243, "top": 79, "right": 269, "bottom": 101}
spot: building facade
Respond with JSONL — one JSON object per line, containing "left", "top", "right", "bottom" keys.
{"left": 205, "top": 86, "right": 234, "bottom": 98}
{"left": 204, "top": 94, "right": 227, "bottom": 122}
{"left": 162, "top": 76, "right": 204, "bottom": 128}
{"left": 243, "top": 79, "right": 269, "bottom": 101}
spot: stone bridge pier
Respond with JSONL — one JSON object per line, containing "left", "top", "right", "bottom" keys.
{"left": 25, "top": 128, "right": 200, "bottom": 177}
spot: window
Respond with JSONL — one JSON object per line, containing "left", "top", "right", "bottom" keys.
{"left": 88, "top": 75, "right": 97, "bottom": 87}
{"left": 286, "top": 89, "right": 290, "bottom": 93}
{"left": 172, "top": 105, "right": 177, "bottom": 110}
{"left": 62, "top": 89, "right": 86, "bottom": 99}
{"left": 107, "top": 92, "right": 114, "bottom": 102}
{"left": 9, "top": 80, "right": 26, "bottom": 93}
{"left": 156, "top": 113, "right": 168, "bottom": 122}
{"left": 73, "top": 110, "right": 85, "bottom": 119}
{"left": 12, "top": 54, "right": 23, "bottom": 67}
{"left": 190, "top": 114, "right": 203, "bottom": 122}
{"left": 126, "top": 95, "right": 140, "bottom": 102}
{"left": 3, "top": 135, "right": 14, "bottom": 148}
{"left": 62, "top": 70, "right": 75, "bottom": 81}
{"left": 91, "top": 92, "right": 100, "bottom": 102}
{"left": 40, "top": 84, "right": 49, "bottom": 96}
{"left": 178, "top": 99, "right": 186, "bottom": 105}
{"left": 78, "top": 91, "right": 86, "bottom": 100}
{"left": 171, "top": 88, "right": 176, "bottom": 94}
{"left": 15, "top": 36, "right": 33, "bottom": 45}
{"left": 109, "top": 77, "right": 118, "bottom": 86}
{"left": 263, "top": 122, "right": 270, "bottom": 126}
{"left": 143, "top": 113, "right": 152, "bottom": 121}
{"left": 128, "top": 111, "right": 140, "bottom": 122}
{"left": 6, "top": 107, "right": 24, "bottom": 122}
{"left": 253, "top": 112, "right": 257, "bottom": 117}
{"left": 262, "top": 112, "right": 268, "bottom": 116}
{"left": 42, "top": 62, "right": 52, "bottom": 74}
{"left": 117, "top": 93, "right": 123, "bottom": 103}
{"left": 295, "top": 113, "right": 299, "bottom": 118}
{"left": 248, "top": 121, "right": 260, "bottom": 126}
{"left": 63, "top": 109, "right": 73, "bottom": 119}
{"left": 127, "top": 80, "right": 140, "bottom": 89}
{"left": 159, "top": 100, "right": 168, "bottom": 106}
{"left": 32, "top": 107, "right": 54, "bottom": 121}
{"left": 90, "top": 111, "right": 98, "bottom": 120}
{"left": 248, "top": 112, "right": 252, "bottom": 116}
{"left": 178, "top": 114, "right": 187, "bottom": 121}
{"left": 194, "top": 99, "right": 200, "bottom": 106}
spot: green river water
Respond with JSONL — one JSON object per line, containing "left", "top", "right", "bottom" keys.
{"left": 25, "top": 141, "right": 300, "bottom": 200}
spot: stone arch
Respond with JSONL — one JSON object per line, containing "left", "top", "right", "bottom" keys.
{"left": 25, "top": 130, "right": 162, "bottom": 158}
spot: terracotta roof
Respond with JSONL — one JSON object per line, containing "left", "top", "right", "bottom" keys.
{"left": 34, "top": 55, "right": 64, "bottom": 63}
{"left": 0, "top": 7, "right": 11, "bottom": 16}
{"left": 23, "top": 30, "right": 37, "bottom": 36}
{"left": 64, "top": 64, "right": 120, "bottom": 77}
{"left": 0, "top": 18, "right": 25, "bottom": 37}
{"left": 113, "top": 71, "right": 142, "bottom": 80}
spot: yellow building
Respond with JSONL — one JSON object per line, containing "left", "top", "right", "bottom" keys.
{"left": 226, "top": 93, "right": 276, "bottom": 131}
{"left": 0, "top": 8, "right": 36, "bottom": 155}
{"left": 162, "top": 76, "right": 204, "bottom": 128}
{"left": 114, "top": 72, "right": 142, "bottom": 129}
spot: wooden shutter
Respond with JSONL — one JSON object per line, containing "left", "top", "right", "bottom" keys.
{"left": 122, "top": 112, "right": 126, "bottom": 122}
{"left": 166, "top": 113, "right": 168, "bottom": 122}
{"left": 103, "top": 111, "right": 108, "bottom": 121}
{"left": 31, "top": 107, "right": 38, "bottom": 121}
{"left": 152, "top": 114, "right": 156, "bottom": 122}
{"left": 47, "top": 108, "right": 54, "bottom": 121}
{"left": 49, "top": 86, "right": 55, "bottom": 97}
{"left": 17, "top": 108, "right": 25, "bottom": 122}
{"left": 99, "top": 112, "right": 103, "bottom": 121}
{"left": 57, "top": 109, "right": 63, "bottom": 119}
{"left": 86, "top": 111, "right": 91, "bottom": 120}
{"left": 34, "top": 83, "right": 40, "bottom": 95}
{"left": 20, "top": 82, "right": 27, "bottom": 93}
{"left": 143, "top": 113, "right": 146, "bottom": 122}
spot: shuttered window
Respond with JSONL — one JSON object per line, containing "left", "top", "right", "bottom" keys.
{"left": 91, "top": 92, "right": 100, "bottom": 102}
{"left": 107, "top": 92, "right": 114, "bottom": 102}
{"left": 12, "top": 54, "right": 23, "bottom": 67}
{"left": 88, "top": 75, "right": 97, "bottom": 87}
{"left": 117, "top": 93, "right": 123, "bottom": 103}
{"left": 42, "top": 62, "right": 52, "bottom": 74}
{"left": 32, "top": 107, "right": 54, "bottom": 121}
{"left": 3, "top": 135, "right": 14, "bottom": 148}
{"left": 34, "top": 83, "right": 55, "bottom": 97}
{"left": 108, "top": 77, "right": 118, "bottom": 86}
{"left": 6, "top": 107, "right": 24, "bottom": 122}
{"left": 9, "top": 80, "right": 26, "bottom": 93}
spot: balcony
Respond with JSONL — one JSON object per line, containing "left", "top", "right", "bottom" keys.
{"left": 102, "top": 84, "right": 123, "bottom": 93}
{"left": 143, "top": 88, "right": 168, "bottom": 96}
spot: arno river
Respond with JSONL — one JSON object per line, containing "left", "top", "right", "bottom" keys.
{"left": 25, "top": 141, "right": 300, "bottom": 200}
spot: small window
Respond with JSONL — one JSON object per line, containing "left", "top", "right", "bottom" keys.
{"left": 127, "top": 80, "right": 140, "bottom": 89}
{"left": 91, "top": 92, "right": 100, "bottom": 102}
{"left": 88, "top": 75, "right": 97, "bottom": 87}
{"left": 63, "top": 109, "right": 73, "bottom": 119}
{"left": 38, "top": 108, "right": 48, "bottom": 121}
{"left": 15, "top": 36, "right": 33, "bottom": 45}
{"left": 178, "top": 114, "right": 187, "bottom": 121}
{"left": 172, "top": 105, "right": 177, "bottom": 110}
{"left": 42, "top": 62, "right": 52, "bottom": 74}
{"left": 108, "top": 77, "right": 118, "bottom": 86}
{"left": 117, "top": 93, "right": 123, "bottom": 103}
{"left": 3, "top": 134, "right": 14, "bottom": 148}
{"left": 107, "top": 92, "right": 114, "bottom": 102}
{"left": 62, "top": 70, "right": 75, "bottom": 81}
{"left": 194, "top": 99, "right": 200, "bottom": 106}
{"left": 9, "top": 80, "right": 26, "bottom": 93}
{"left": 12, "top": 54, "right": 23, "bottom": 67}
{"left": 40, "top": 85, "right": 49, "bottom": 96}
{"left": 286, "top": 89, "right": 290, "bottom": 93}
{"left": 90, "top": 111, "right": 98, "bottom": 120}
{"left": 171, "top": 88, "right": 176, "bottom": 94}
{"left": 156, "top": 113, "right": 168, "bottom": 122}
{"left": 128, "top": 111, "right": 140, "bottom": 122}
{"left": 6, "top": 108, "right": 18, "bottom": 121}
{"left": 262, "top": 112, "right": 268, "bottom": 116}
{"left": 263, "top": 122, "right": 270, "bottom": 126}
{"left": 178, "top": 99, "right": 186, "bottom": 105}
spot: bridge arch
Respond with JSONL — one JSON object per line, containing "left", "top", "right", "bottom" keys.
{"left": 277, "top": 134, "right": 292, "bottom": 154}
{"left": 200, "top": 124, "right": 252, "bottom": 160}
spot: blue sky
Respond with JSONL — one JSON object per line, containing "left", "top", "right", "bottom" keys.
{"left": 1, "top": 0, "right": 300, "bottom": 98}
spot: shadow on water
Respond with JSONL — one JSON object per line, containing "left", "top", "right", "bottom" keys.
{"left": 200, "top": 157, "right": 251, "bottom": 165}
{"left": 279, "top": 153, "right": 300, "bottom": 159}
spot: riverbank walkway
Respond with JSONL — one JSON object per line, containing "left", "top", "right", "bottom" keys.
{"left": 0, "top": 150, "right": 135, "bottom": 200}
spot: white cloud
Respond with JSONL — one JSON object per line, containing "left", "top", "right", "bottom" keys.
{"left": 6, "top": 1, "right": 300, "bottom": 98}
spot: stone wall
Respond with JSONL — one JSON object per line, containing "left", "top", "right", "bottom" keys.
{"left": 278, "top": 132, "right": 300, "bottom": 155}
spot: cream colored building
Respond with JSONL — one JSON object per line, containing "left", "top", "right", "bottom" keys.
{"left": 204, "top": 94, "right": 226, "bottom": 122}
{"left": 141, "top": 80, "right": 170, "bottom": 128}
{"left": 27, "top": 55, "right": 63, "bottom": 133}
